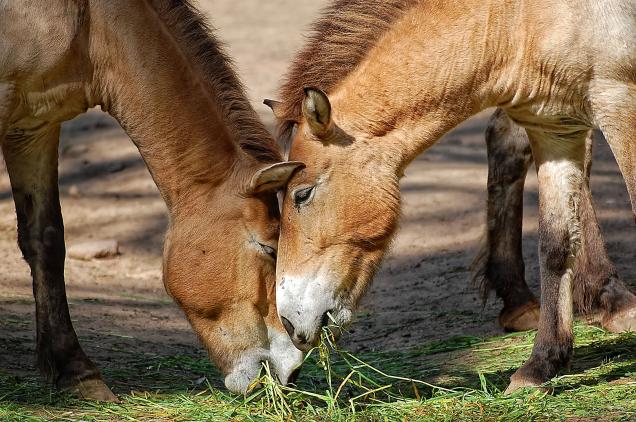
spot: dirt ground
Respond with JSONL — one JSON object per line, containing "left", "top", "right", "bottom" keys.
{"left": 1, "top": 0, "right": 634, "bottom": 387}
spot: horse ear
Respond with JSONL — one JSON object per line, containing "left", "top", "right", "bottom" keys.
{"left": 248, "top": 161, "right": 305, "bottom": 194}
{"left": 302, "top": 87, "right": 333, "bottom": 138}
{"left": 263, "top": 99, "right": 286, "bottom": 120}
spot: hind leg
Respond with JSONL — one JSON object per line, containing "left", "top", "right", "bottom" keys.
{"left": 575, "top": 133, "right": 636, "bottom": 332}
{"left": 590, "top": 81, "right": 636, "bottom": 331}
{"left": 477, "top": 110, "right": 636, "bottom": 332}
{"left": 591, "top": 81, "right": 636, "bottom": 216}
{"left": 506, "top": 129, "right": 587, "bottom": 393}
{"left": 2, "top": 124, "right": 117, "bottom": 401}
{"left": 472, "top": 109, "right": 539, "bottom": 331}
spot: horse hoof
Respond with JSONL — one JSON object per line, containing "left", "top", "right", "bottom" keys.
{"left": 603, "top": 305, "right": 636, "bottom": 333}
{"left": 67, "top": 378, "right": 120, "bottom": 402}
{"left": 504, "top": 373, "right": 550, "bottom": 395}
{"left": 499, "top": 301, "right": 540, "bottom": 332}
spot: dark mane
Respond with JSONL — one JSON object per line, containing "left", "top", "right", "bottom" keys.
{"left": 151, "top": 0, "right": 281, "bottom": 163}
{"left": 276, "top": 0, "right": 418, "bottom": 139}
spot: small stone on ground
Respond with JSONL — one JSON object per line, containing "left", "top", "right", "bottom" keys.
{"left": 68, "top": 239, "right": 120, "bottom": 260}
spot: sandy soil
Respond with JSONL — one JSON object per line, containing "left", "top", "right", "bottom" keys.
{"left": 1, "top": 0, "right": 634, "bottom": 386}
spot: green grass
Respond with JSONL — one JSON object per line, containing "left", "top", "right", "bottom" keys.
{"left": 1, "top": 324, "right": 635, "bottom": 421}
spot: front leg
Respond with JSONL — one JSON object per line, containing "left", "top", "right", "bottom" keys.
{"left": 506, "top": 129, "right": 587, "bottom": 393}
{"left": 2, "top": 124, "right": 117, "bottom": 401}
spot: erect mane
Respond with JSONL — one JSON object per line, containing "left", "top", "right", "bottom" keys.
{"left": 276, "top": 0, "right": 418, "bottom": 139}
{"left": 149, "top": 0, "right": 281, "bottom": 163}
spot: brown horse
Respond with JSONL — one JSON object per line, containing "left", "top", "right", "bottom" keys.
{"left": 473, "top": 109, "right": 636, "bottom": 332}
{"left": 268, "top": 0, "right": 636, "bottom": 392}
{"left": 0, "top": 0, "right": 303, "bottom": 399}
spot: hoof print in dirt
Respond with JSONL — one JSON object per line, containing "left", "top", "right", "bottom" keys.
{"left": 68, "top": 239, "right": 120, "bottom": 261}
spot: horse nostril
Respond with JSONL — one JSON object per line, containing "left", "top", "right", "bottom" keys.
{"left": 281, "top": 316, "right": 295, "bottom": 338}
{"left": 321, "top": 310, "right": 334, "bottom": 328}
{"left": 288, "top": 366, "right": 302, "bottom": 385}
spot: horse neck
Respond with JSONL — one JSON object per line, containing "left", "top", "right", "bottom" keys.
{"left": 329, "top": 0, "right": 509, "bottom": 168}
{"left": 86, "top": 0, "right": 261, "bottom": 212}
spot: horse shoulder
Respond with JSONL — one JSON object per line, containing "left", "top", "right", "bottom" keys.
{"left": 1, "top": 1, "right": 92, "bottom": 123}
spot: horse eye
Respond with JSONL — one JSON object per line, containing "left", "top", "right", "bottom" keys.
{"left": 293, "top": 186, "right": 315, "bottom": 206}
{"left": 259, "top": 243, "right": 277, "bottom": 260}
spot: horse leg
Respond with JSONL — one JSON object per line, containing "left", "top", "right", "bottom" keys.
{"left": 506, "top": 129, "right": 587, "bottom": 393}
{"left": 0, "top": 83, "right": 15, "bottom": 140}
{"left": 589, "top": 81, "right": 636, "bottom": 331}
{"left": 472, "top": 108, "right": 539, "bottom": 331}
{"left": 591, "top": 81, "right": 636, "bottom": 217}
{"left": 478, "top": 110, "right": 636, "bottom": 332}
{"left": 574, "top": 134, "right": 636, "bottom": 332}
{"left": 2, "top": 124, "right": 117, "bottom": 401}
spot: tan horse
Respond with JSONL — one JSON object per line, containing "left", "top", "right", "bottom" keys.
{"left": 268, "top": 0, "right": 636, "bottom": 392}
{"left": 0, "top": 0, "right": 304, "bottom": 399}
{"left": 473, "top": 110, "right": 636, "bottom": 332}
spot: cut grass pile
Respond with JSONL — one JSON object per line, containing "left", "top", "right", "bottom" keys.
{"left": 1, "top": 324, "right": 635, "bottom": 421}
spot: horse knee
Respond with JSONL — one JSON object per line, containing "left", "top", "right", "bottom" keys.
{"left": 539, "top": 222, "right": 572, "bottom": 274}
